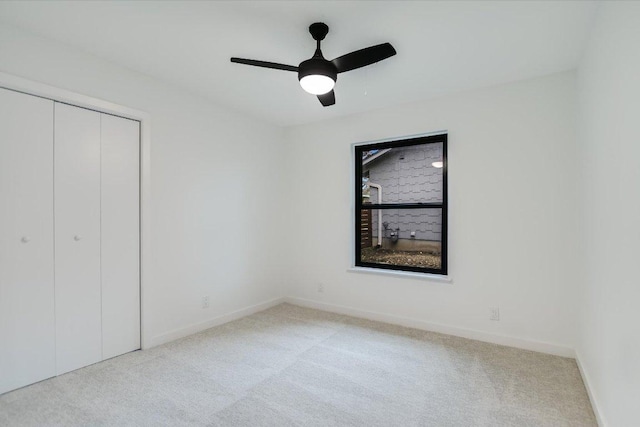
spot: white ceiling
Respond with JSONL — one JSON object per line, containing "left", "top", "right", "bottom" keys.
{"left": 0, "top": 1, "right": 597, "bottom": 127}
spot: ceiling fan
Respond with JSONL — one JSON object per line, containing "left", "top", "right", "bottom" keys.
{"left": 230, "top": 22, "right": 396, "bottom": 107}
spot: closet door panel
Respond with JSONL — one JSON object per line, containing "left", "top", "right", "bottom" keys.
{"left": 0, "top": 88, "right": 55, "bottom": 394}
{"left": 54, "top": 103, "right": 102, "bottom": 375}
{"left": 101, "top": 114, "right": 140, "bottom": 359}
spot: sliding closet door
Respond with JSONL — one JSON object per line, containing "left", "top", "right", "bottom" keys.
{"left": 0, "top": 89, "right": 55, "bottom": 394}
{"left": 54, "top": 103, "right": 102, "bottom": 375}
{"left": 101, "top": 114, "right": 140, "bottom": 359}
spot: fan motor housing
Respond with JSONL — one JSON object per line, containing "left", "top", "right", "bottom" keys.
{"left": 298, "top": 58, "right": 338, "bottom": 83}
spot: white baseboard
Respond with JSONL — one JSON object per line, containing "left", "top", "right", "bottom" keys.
{"left": 148, "top": 295, "right": 574, "bottom": 357}
{"left": 284, "top": 296, "right": 575, "bottom": 358}
{"left": 150, "top": 294, "right": 574, "bottom": 358}
{"left": 150, "top": 297, "right": 285, "bottom": 347}
{"left": 575, "top": 351, "right": 606, "bottom": 427}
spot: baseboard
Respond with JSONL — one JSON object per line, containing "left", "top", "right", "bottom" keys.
{"left": 575, "top": 351, "right": 606, "bottom": 426}
{"left": 284, "top": 296, "right": 575, "bottom": 358}
{"left": 150, "top": 295, "right": 575, "bottom": 358}
{"left": 150, "top": 297, "right": 285, "bottom": 347}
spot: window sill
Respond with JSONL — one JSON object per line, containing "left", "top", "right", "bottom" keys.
{"left": 347, "top": 267, "right": 452, "bottom": 283}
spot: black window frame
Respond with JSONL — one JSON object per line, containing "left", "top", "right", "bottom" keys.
{"left": 355, "top": 133, "right": 448, "bottom": 275}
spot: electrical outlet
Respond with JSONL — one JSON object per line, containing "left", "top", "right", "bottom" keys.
{"left": 489, "top": 307, "right": 500, "bottom": 321}
{"left": 202, "top": 296, "right": 210, "bottom": 309}
{"left": 317, "top": 283, "right": 324, "bottom": 293}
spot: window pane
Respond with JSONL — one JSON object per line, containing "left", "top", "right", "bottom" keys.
{"left": 361, "top": 142, "right": 443, "bottom": 204}
{"left": 359, "top": 208, "right": 443, "bottom": 270}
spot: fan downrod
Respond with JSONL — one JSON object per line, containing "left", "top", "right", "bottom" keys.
{"left": 309, "top": 22, "right": 329, "bottom": 41}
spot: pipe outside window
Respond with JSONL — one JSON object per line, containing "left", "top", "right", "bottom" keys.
{"left": 369, "top": 183, "right": 383, "bottom": 247}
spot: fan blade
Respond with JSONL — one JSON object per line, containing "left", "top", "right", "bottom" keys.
{"left": 230, "top": 57, "right": 298, "bottom": 72}
{"left": 331, "top": 43, "right": 396, "bottom": 73}
{"left": 317, "top": 90, "right": 335, "bottom": 107}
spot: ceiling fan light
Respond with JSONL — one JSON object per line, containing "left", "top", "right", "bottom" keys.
{"left": 299, "top": 74, "right": 335, "bottom": 95}
{"left": 298, "top": 57, "right": 337, "bottom": 95}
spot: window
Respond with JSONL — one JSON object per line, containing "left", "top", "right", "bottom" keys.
{"left": 355, "top": 133, "right": 447, "bottom": 275}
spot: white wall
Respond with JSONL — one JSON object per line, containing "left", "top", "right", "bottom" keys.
{"left": 576, "top": 2, "right": 640, "bottom": 426}
{"left": 283, "top": 71, "right": 579, "bottom": 355}
{"left": 0, "top": 23, "right": 286, "bottom": 346}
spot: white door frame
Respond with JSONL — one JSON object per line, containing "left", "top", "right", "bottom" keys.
{"left": 0, "top": 71, "right": 152, "bottom": 350}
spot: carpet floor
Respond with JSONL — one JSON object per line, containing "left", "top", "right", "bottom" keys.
{"left": 0, "top": 303, "right": 596, "bottom": 426}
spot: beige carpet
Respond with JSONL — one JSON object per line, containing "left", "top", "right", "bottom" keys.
{"left": 0, "top": 303, "right": 596, "bottom": 426}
